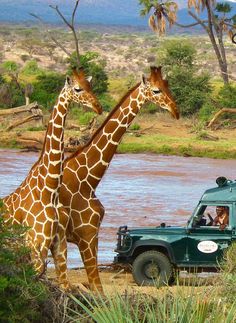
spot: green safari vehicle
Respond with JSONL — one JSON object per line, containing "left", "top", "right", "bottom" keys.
{"left": 114, "top": 177, "right": 235, "bottom": 286}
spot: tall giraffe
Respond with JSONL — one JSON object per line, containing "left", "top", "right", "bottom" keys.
{"left": 60, "top": 66, "right": 179, "bottom": 292}
{"left": 3, "top": 68, "right": 102, "bottom": 288}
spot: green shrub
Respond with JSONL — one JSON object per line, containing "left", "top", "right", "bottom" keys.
{"left": 31, "top": 72, "right": 65, "bottom": 109}
{"left": 0, "top": 211, "right": 49, "bottom": 322}
{"left": 70, "top": 107, "right": 95, "bottom": 125}
{"left": 98, "top": 93, "right": 116, "bottom": 112}
{"left": 145, "top": 102, "right": 159, "bottom": 114}
{"left": 159, "top": 40, "right": 212, "bottom": 116}
{"left": 168, "top": 68, "right": 211, "bottom": 116}
{"left": 130, "top": 123, "right": 141, "bottom": 131}
{"left": 22, "top": 60, "right": 42, "bottom": 76}
{"left": 217, "top": 84, "right": 236, "bottom": 109}
{"left": 68, "top": 51, "right": 109, "bottom": 96}
{"left": 198, "top": 102, "right": 217, "bottom": 122}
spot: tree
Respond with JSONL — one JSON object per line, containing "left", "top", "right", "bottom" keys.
{"left": 1, "top": 61, "right": 34, "bottom": 107}
{"left": 0, "top": 201, "right": 49, "bottom": 322}
{"left": 68, "top": 51, "right": 108, "bottom": 95}
{"left": 160, "top": 40, "right": 212, "bottom": 116}
{"left": 30, "top": 72, "right": 65, "bottom": 109}
{"left": 139, "top": 0, "right": 236, "bottom": 84}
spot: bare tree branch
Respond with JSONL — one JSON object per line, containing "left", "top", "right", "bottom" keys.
{"left": 163, "top": 11, "right": 208, "bottom": 28}
{"left": 49, "top": 1, "right": 80, "bottom": 65}
{"left": 29, "top": 13, "right": 71, "bottom": 57}
{"left": 7, "top": 114, "right": 43, "bottom": 131}
{"left": 188, "top": 10, "right": 209, "bottom": 32}
{"left": 208, "top": 108, "right": 236, "bottom": 128}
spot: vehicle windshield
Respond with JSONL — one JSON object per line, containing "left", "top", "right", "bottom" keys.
{"left": 190, "top": 204, "right": 230, "bottom": 229}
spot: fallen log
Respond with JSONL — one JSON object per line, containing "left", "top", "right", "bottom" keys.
{"left": 0, "top": 102, "right": 40, "bottom": 116}
{"left": 7, "top": 114, "right": 43, "bottom": 131}
{"left": 207, "top": 108, "right": 236, "bottom": 128}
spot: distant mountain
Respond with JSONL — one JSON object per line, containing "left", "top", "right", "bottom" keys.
{"left": 0, "top": 0, "right": 235, "bottom": 28}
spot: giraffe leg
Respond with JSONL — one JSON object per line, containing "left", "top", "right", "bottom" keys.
{"left": 50, "top": 207, "right": 70, "bottom": 289}
{"left": 26, "top": 208, "right": 59, "bottom": 277}
{"left": 77, "top": 229, "right": 103, "bottom": 293}
{"left": 51, "top": 233, "right": 69, "bottom": 289}
{"left": 28, "top": 236, "right": 50, "bottom": 276}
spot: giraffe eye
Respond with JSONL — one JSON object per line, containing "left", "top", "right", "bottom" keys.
{"left": 153, "top": 89, "right": 161, "bottom": 94}
{"left": 74, "top": 87, "right": 83, "bottom": 93}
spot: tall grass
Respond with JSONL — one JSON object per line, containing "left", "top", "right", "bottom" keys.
{"left": 68, "top": 244, "right": 236, "bottom": 322}
{"left": 68, "top": 286, "right": 236, "bottom": 322}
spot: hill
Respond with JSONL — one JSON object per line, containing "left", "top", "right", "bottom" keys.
{"left": 0, "top": 0, "right": 235, "bottom": 30}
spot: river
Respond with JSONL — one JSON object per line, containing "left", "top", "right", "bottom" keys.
{"left": 1, "top": 149, "right": 236, "bottom": 268}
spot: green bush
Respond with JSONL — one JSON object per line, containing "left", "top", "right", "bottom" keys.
{"left": 68, "top": 51, "right": 109, "bottom": 95}
{"left": 217, "top": 84, "right": 236, "bottom": 109}
{"left": 130, "top": 123, "right": 141, "bottom": 131}
{"left": 145, "top": 102, "right": 159, "bottom": 114}
{"left": 98, "top": 93, "right": 116, "bottom": 112}
{"left": 159, "top": 40, "right": 212, "bottom": 116}
{"left": 31, "top": 72, "right": 65, "bottom": 109}
{"left": 198, "top": 101, "right": 217, "bottom": 122}
{"left": 161, "top": 39, "right": 196, "bottom": 69}
{"left": 0, "top": 200, "right": 50, "bottom": 322}
{"left": 168, "top": 67, "right": 211, "bottom": 116}
{"left": 70, "top": 107, "right": 95, "bottom": 125}
{"left": 22, "top": 60, "right": 42, "bottom": 76}
{"left": 0, "top": 82, "right": 25, "bottom": 109}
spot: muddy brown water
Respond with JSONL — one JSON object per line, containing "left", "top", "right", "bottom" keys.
{"left": 1, "top": 149, "right": 236, "bottom": 268}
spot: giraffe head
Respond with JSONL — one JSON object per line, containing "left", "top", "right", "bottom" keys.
{"left": 141, "top": 66, "right": 179, "bottom": 119}
{"left": 65, "top": 68, "right": 103, "bottom": 114}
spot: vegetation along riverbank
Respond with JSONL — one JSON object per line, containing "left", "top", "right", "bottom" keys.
{"left": 0, "top": 23, "right": 235, "bottom": 159}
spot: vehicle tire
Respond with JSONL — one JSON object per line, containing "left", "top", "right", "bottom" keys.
{"left": 132, "top": 250, "right": 173, "bottom": 287}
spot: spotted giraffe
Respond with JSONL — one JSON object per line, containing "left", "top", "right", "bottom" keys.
{"left": 59, "top": 66, "right": 179, "bottom": 292}
{"left": 3, "top": 68, "right": 102, "bottom": 288}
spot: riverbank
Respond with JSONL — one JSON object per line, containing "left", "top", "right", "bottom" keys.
{"left": 47, "top": 266, "right": 216, "bottom": 296}
{"left": 1, "top": 114, "right": 236, "bottom": 159}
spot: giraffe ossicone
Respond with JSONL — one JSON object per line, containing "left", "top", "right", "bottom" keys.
{"left": 3, "top": 68, "right": 102, "bottom": 289}
{"left": 59, "top": 66, "right": 179, "bottom": 293}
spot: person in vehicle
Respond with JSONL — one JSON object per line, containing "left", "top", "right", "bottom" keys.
{"left": 207, "top": 206, "right": 229, "bottom": 230}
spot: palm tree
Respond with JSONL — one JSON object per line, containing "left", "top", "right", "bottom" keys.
{"left": 139, "top": 0, "right": 236, "bottom": 84}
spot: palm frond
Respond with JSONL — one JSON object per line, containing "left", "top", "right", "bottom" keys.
{"left": 148, "top": 15, "right": 158, "bottom": 32}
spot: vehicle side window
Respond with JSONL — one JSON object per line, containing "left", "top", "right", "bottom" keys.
{"left": 193, "top": 205, "right": 230, "bottom": 229}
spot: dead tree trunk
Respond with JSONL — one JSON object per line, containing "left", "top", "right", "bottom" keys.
{"left": 7, "top": 114, "right": 43, "bottom": 131}
{"left": 207, "top": 108, "right": 236, "bottom": 128}
{"left": 0, "top": 102, "right": 39, "bottom": 116}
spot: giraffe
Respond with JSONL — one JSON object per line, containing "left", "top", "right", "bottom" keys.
{"left": 3, "top": 68, "right": 102, "bottom": 288}
{"left": 59, "top": 66, "right": 179, "bottom": 292}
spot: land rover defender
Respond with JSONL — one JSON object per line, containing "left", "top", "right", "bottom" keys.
{"left": 114, "top": 177, "right": 236, "bottom": 286}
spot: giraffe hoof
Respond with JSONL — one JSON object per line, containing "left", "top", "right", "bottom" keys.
{"left": 76, "top": 283, "right": 91, "bottom": 294}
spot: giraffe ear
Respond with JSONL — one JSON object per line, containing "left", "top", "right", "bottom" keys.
{"left": 66, "top": 76, "right": 71, "bottom": 86}
{"left": 141, "top": 74, "right": 147, "bottom": 85}
{"left": 86, "top": 76, "right": 92, "bottom": 83}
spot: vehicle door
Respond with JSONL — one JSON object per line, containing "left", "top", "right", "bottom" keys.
{"left": 186, "top": 203, "right": 233, "bottom": 265}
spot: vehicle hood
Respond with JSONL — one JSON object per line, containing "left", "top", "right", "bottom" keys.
{"left": 128, "top": 226, "right": 186, "bottom": 236}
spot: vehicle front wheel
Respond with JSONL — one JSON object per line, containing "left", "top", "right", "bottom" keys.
{"left": 132, "top": 250, "right": 173, "bottom": 287}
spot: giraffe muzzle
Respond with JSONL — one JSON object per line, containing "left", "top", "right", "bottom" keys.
{"left": 93, "top": 103, "right": 103, "bottom": 115}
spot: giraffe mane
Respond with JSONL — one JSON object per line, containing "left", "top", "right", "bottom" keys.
{"left": 65, "top": 82, "right": 142, "bottom": 161}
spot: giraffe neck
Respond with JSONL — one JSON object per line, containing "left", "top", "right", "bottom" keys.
{"left": 39, "top": 90, "right": 69, "bottom": 190}
{"left": 66, "top": 84, "right": 145, "bottom": 191}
